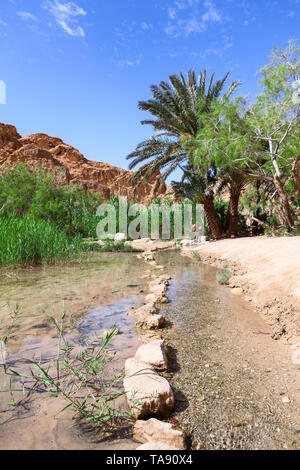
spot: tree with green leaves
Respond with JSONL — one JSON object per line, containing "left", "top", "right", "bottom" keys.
{"left": 126, "top": 69, "right": 240, "bottom": 195}
{"left": 191, "top": 97, "right": 252, "bottom": 237}
{"left": 243, "top": 40, "right": 300, "bottom": 230}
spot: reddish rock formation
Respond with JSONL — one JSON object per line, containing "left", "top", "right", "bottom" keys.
{"left": 0, "top": 123, "right": 167, "bottom": 201}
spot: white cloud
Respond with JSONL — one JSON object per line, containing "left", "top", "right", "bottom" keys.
{"left": 141, "top": 21, "right": 152, "bottom": 30}
{"left": 119, "top": 59, "right": 140, "bottom": 67}
{"left": 165, "top": 0, "right": 225, "bottom": 38}
{"left": 0, "top": 19, "right": 8, "bottom": 27}
{"left": 17, "top": 11, "right": 38, "bottom": 22}
{"left": 43, "top": 1, "right": 87, "bottom": 37}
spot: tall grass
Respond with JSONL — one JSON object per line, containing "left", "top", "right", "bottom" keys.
{"left": 0, "top": 215, "right": 83, "bottom": 266}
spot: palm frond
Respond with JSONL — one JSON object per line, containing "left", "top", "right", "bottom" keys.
{"left": 126, "top": 68, "right": 240, "bottom": 195}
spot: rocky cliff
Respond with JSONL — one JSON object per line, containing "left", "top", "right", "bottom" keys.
{"left": 0, "top": 123, "right": 167, "bottom": 201}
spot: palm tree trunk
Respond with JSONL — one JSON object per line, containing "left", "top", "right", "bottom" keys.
{"left": 203, "top": 196, "right": 222, "bottom": 240}
{"left": 274, "top": 175, "right": 294, "bottom": 231}
{"left": 226, "top": 189, "right": 241, "bottom": 237}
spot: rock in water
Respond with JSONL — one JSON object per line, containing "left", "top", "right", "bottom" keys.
{"left": 124, "top": 358, "right": 174, "bottom": 418}
{"left": 134, "top": 418, "right": 186, "bottom": 450}
{"left": 134, "top": 340, "right": 169, "bottom": 371}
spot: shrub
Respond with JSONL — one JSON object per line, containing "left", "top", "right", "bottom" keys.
{"left": 0, "top": 215, "right": 83, "bottom": 266}
{"left": 216, "top": 267, "right": 232, "bottom": 285}
{"left": 0, "top": 165, "right": 103, "bottom": 238}
{"left": 214, "top": 197, "right": 229, "bottom": 232}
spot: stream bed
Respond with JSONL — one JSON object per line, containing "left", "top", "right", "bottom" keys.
{"left": 0, "top": 250, "right": 299, "bottom": 450}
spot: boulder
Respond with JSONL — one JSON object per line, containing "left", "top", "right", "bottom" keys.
{"left": 133, "top": 419, "right": 186, "bottom": 450}
{"left": 135, "top": 314, "right": 166, "bottom": 330}
{"left": 134, "top": 303, "right": 158, "bottom": 319}
{"left": 135, "top": 339, "right": 169, "bottom": 371}
{"left": 125, "top": 357, "right": 154, "bottom": 377}
{"left": 149, "top": 283, "right": 167, "bottom": 296}
{"left": 149, "top": 278, "right": 170, "bottom": 290}
{"left": 124, "top": 359, "right": 174, "bottom": 418}
{"left": 146, "top": 293, "right": 168, "bottom": 304}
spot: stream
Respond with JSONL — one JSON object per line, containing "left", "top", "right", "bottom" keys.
{"left": 0, "top": 250, "right": 299, "bottom": 450}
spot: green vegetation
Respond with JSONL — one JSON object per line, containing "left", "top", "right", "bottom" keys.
{"left": 85, "top": 241, "right": 142, "bottom": 253}
{"left": 0, "top": 164, "right": 102, "bottom": 238}
{"left": 0, "top": 215, "right": 84, "bottom": 266}
{"left": 0, "top": 166, "right": 146, "bottom": 266}
{"left": 126, "top": 69, "right": 239, "bottom": 238}
{"left": 0, "top": 308, "right": 137, "bottom": 435}
{"left": 128, "top": 40, "right": 300, "bottom": 239}
{"left": 216, "top": 267, "right": 233, "bottom": 286}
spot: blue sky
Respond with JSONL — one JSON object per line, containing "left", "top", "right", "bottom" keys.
{"left": 0, "top": 0, "right": 299, "bottom": 177}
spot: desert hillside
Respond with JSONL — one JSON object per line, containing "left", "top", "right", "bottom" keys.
{"left": 0, "top": 123, "right": 167, "bottom": 201}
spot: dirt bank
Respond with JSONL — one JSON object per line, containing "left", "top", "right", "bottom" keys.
{"left": 184, "top": 236, "right": 300, "bottom": 343}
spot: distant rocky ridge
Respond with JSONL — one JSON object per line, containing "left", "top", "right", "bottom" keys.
{"left": 0, "top": 123, "right": 168, "bottom": 201}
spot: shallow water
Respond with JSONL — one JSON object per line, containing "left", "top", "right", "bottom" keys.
{"left": 0, "top": 253, "right": 152, "bottom": 450}
{"left": 155, "top": 250, "right": 300, "bottom": 450}
{"left": 0, "top": 250, "right": 299, "bottom": 450}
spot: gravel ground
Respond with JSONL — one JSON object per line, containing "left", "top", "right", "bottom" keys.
{"left": 155, "top": 251, "right": 300, "bottom": 450}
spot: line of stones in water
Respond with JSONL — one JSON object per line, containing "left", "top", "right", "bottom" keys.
{"left": 122, "top": 250, "right": 186, "bottom": 450}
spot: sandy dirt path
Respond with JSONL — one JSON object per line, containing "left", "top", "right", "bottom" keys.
{"left": 186, "top": 236, "right": 300, "bottom": 343}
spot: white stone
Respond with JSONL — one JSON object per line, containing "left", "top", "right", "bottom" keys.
{"left": 135, "top": 340, "right": 169, "bottom": 371}
{"left": 134, "top": 418, "right": 186, "bottom": 450}
{"left": 135, "top": 314, "right": 166, "bottom": 330}
{"left": 134, "top": 303, "right": 158, "bottom": 319}
{"left": 146, "top": 293, "right": 168, "bottom": 304}
{"left": 124, "top": 359, "right": 174, "bottom": 418}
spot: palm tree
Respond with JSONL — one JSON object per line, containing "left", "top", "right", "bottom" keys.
{"left": 127, "top": 69, "right": 240, "bottom": 195}
{"left": 172, "top": 165, "right": 222, "bottom": 240}
{"left": 217, "top": 168, "right": 249, "bottom": 237}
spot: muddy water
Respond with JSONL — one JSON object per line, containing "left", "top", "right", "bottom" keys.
{"left": 0, "top": 253, "right": 153, "bottom": 450}
{"left": 154, "top": 250, "right": 300, "bottom": 450}
{"left": 0, "top": 250, "right": 299, "bottom": 450}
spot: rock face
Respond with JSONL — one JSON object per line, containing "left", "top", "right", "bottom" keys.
{"left": 134, "top": 419, "right": 186, "bottom": 450}
{"left": 0, "top": 123, "right": 167, "bottom": 201}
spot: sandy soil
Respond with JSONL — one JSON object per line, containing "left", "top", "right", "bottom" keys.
{"left": 186, "top": 236, "right": 300, "bottom": 343}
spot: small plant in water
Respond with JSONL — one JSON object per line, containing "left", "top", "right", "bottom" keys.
{"left": 0, "top": 305, "right": 137, "bottom": 435}
{"left": 192, "top": 251, "right": 201, "bottom": 261}
{"left": 216, "top": 267, "right": 232, "bottom": 285}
